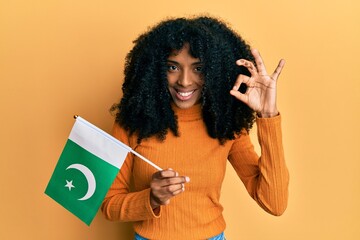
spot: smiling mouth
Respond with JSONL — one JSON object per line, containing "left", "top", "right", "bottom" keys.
{"left": 176, "top": 90, "right": 196, "bottom": 100}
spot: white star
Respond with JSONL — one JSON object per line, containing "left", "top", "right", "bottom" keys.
{"left": 65, "top": 180, "right": 75, "bottom": 191}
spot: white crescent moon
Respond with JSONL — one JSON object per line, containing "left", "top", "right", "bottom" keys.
{"left": 66, "top": 163, "right": 96, "bottom": 201}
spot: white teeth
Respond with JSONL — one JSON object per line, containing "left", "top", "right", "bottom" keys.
{"left": 178, "top": 91, "right": 194, "bottom": 97}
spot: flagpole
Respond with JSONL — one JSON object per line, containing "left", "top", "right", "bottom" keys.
{"left": 130, "top": 150, "right": 163, "bottom": 171}
{"left": 73, "top": 115, "right": 163, "bottom": 171}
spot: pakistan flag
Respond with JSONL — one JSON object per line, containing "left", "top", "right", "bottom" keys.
{"left": 45, "top": 116, "right": 131, "bottom": 225}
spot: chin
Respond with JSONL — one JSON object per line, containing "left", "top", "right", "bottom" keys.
{"left": 173, "top": 100, "right": 197, "bottom": 109}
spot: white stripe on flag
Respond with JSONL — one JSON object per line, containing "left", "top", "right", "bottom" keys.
{"left": 69, "top": 117, "right": 131, "bottom": 169}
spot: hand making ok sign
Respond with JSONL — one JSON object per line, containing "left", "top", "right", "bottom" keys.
{"left": 230, "top": 49, "right": 285, "bottom": 118}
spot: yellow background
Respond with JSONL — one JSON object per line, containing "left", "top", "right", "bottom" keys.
{"left": 1, "top": 0, "right": 359, "bottom": 239}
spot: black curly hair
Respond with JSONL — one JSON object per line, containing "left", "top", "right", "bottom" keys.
{"left": 113, "top": 15, "right": 256, "bottom": 144}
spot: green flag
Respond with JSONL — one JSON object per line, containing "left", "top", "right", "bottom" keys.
{"left": 45, "top": 116, "right": 131, "bottom": 225}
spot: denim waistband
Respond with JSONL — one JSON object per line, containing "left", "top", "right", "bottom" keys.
{"left": 134, "top": 232, "right": 225, "bottom": 240}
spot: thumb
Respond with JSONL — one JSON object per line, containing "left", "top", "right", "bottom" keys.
{"left": 230, "top": 89, "right": 248, "bottom": 104}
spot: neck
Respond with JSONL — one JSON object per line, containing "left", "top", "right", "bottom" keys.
{"left": 171, "top": 103, "right": 202, "bottom": 121}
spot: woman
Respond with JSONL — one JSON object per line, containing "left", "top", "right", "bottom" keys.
{"left": 101, "top": 16, "right": 289, "bottom": 240}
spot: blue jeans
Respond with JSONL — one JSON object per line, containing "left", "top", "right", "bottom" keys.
{"left": 134, "top": 232, "right": 225, "bottom": 240}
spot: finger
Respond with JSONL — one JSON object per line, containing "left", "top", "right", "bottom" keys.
{"left": 171, "top": 187, "right": 185, "bottom": 196}
{"left": 251, "top": 49, "right": 268, "bottom": 75}
{"left": 232, "top": 74, "right": 250, "bottom": 91}
{"left": 162, "top": 176, "right": 190, "bottom": 186}
{"left": 271, "top": 59, "right": 285, "bottom": 81}
{"left": 160, "top": 169, "right": 178, "bottom": 178}
{"left": 166, "top": 183, "right": 184, "bottom": 194}
{"left": 152, "top": 168, "right": 177, "bottom": 179}
{"left": 151, "top": 183, "right": 184, "bottom": 205}
{"left": 231, "top": 73, "right": 250, "bottom": 104}
{"left": 230, "top": 88, "right": 249, "bottom": 104}
{"left": 236, "top": 59, "right": 258, "bottom": 77}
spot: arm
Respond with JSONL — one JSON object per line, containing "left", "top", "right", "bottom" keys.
{"left": 101, "top": 124, "right": 190, "bottom": 221}
{"left": 229, "top": 49, "right": 289, "bottom": 215}
{"left": 101, "top": 124, "right": 161, "bottom": 222}
{"left": 228, "top": 115, "right": 289, "bottom": 216}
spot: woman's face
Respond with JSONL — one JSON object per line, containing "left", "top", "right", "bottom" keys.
{"left": 167, "top": 44, "right": 204, "bottom": 109}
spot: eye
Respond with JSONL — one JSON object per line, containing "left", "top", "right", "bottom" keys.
{"left": 194, "top": 65, "right": 203, "bottom": 73}
{"left": 167, "top": 65, "right": 178, "bottom": 72}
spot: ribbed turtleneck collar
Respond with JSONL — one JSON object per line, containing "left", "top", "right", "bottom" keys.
{"left": 171, "top": 102, "right": 202, "bottom": 122}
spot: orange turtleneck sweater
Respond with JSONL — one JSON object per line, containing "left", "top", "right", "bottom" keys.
{"left": 101, "top": 104, "right": 289, "bottom": 240}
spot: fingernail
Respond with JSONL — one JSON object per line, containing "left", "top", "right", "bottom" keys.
{"left": 185, "top": 176, "right": 190, "bottom": 182}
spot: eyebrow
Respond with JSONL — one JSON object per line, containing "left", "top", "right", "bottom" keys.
{"left": 166, "top": 60, "right": 203, "bottom": 66}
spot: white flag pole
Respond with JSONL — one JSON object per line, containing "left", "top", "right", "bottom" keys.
{"left": 130, "top": 150, "right": 162, "bottom": 171}
{"left": 73, "top": 115, "right": 163, "bottom": 171}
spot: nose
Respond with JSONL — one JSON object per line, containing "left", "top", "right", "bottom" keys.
{"left": 177, "top": 69, "right": 192, "bottom": 87}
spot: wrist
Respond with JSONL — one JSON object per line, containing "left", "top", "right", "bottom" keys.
{"left": 150, "top": 191, "right": 161, "bottom": 214}
{"left": 257, "top": 110, "right": 279, "bottom": 118}
{"left": 150, "top": 199, "right": 160, "bottom": 209}
{"left": 150, "top": 191, "right": 160, "bottom": 208}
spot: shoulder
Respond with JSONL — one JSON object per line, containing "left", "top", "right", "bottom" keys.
{"left": 112, "top": 122, "right": 138, "bottom": 148}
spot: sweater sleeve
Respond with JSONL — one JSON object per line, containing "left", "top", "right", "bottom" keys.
{"left": 101, "top": 123, "right": 162, "bottom": 221}
{"left": 228, "top": 114, "right": 289, "bottom": 216}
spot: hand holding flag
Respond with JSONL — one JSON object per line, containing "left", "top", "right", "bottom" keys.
{"left": 45, "top": 116, "right": 162, "bottom": 225}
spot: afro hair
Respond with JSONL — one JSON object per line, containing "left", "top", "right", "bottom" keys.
{"left": 113, "top": 16, "right": 256, "bottom": 144}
